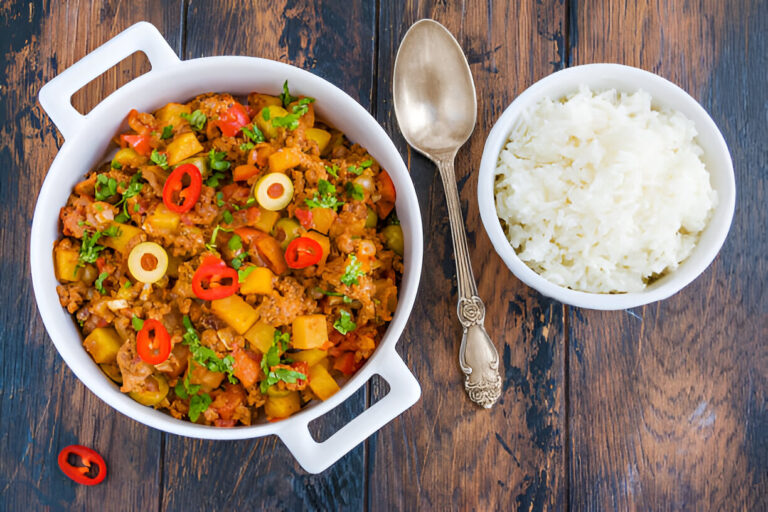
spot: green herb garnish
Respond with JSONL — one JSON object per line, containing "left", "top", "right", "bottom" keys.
{"left": 325, "top": 164, "right": 339, "bottom": 178}
{"left": 340, "top": 253, "right": 365, "bottom": 286}
{"left": 160, "top": 125, "right": 174, "bottom": 139}
{"left": 111, "top": 160, "right": 122, "bottom": 170}
{"left": 243, "top": 124, "right": 265, "bottom": 144}
{"left": 333, "top": 310, "right": 357, "bottom": 335}
{"left": 346, "top": 182, "right": 364, "bottom": 201}
{"left": 181, "top": 110, "right": 207, "bottom": 131}
{"left": 259, "top": 330, "right": 305, "bottom": 393}
{"left": 280, "top": 80, "right": 298, "bottom": 107}
{"left": 304, "top": 179, "right": 343, "bottom": 211}
{"left": 209, "top": 149, "right": 231, "bottom": 171}
{"left": 181, "top": 316, "right": 237, "bottom": 384}
{"left": 205, "top": 171, "right": 226, "bottom": 188}
{"left": 150, "top": 149, "right": 169, "bottom": 170}
{"left": 94, "top": 272, "right": 109, "bottom": 294}
{"left": 95, "top": 174, "right": 118, "bottom": 201}
{"left": 238, "top": 266, "right": 256, "bottom": 283}
{"left": 132, "top": 315, "right": 144, "bottom": 331}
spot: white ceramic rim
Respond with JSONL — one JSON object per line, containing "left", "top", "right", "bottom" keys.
{"left": 32, "top": 22, "right": 423, "bottom": 473}
{"left": 477, "top": 63, "right": 735, "bottom": 310}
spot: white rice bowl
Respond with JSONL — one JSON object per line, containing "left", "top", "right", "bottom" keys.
{"left": 494, "top": 86, "right": 717, "bottom": 293}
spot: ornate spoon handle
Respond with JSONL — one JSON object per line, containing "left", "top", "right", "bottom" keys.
{"left": 435, "top": 156, "right": 502, "bottom": 408}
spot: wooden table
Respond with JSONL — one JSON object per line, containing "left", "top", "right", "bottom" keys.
{"left": 2, "top": 1, "right": 766, "bottom": 510}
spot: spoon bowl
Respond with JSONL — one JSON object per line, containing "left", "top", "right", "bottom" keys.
{"left": 393, "top": 19, "right": 477, "bottom": 157}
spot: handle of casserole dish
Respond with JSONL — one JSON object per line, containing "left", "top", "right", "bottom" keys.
{"left": 278, "top": 348, "right": 421, "bottom": 474}
{"left": 38, "top": 21, "right": 179, "bottom": 140}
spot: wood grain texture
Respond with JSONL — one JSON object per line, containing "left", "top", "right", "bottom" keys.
{"left": 159, "top": 1, "right": 376, "bottom": 510}
{"left": 0, "top": 1, "right": 180, "bottom": 510}
{"left": 568, "top": 0, "right": 768, "bottom": 510}
{"left": 369, "top": 1, "right": 568, "bottom": 510}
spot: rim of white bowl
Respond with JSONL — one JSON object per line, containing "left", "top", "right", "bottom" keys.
{"left": 477, "top": 63, "right": 735, "bottom": 310}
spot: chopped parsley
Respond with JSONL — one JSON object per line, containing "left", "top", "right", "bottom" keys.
{"left": 160, "top": 125, "right": 174, "bottom": 139}
{"left": 95, "top": 174, "right": 118, "bottom": 201}
{"left": 262, "top": 108, "right": 271, "bottom": 121}
{"left": 205, "top": 171, "right": 226, "bottom": 188}
{"left": 181, "top": 110, "right": 207, "bottom": 131}
{"left": 280, "top": 80, "right": 298, "bottom": 107}
{"left": 110, "top": 160, "right": 122, "bottom": 170}
{"left": 346, "top": 182, "right": 364, "bottom": 201}
{"left": 228, "top": 234, "right": 246, "bottom": 269}
{"left": 333, "top": 310, "right": 357, "bottom": 335}
{"left": 150, "top": 149, "right": 169, "bottom": 170}
{"left": 189, "top": 392, "right": 212, "bottom": 422}
{"left": 228, "top": 234, "right": 242, "bottom": 251}
{"left": 271, "top": 97, "right": 315, "bottom": 131}
{"left": 318, "top": 288, "right": 353, "bottom": 303}
{"left": 304, "top": 179, "right": 343, "bottom": 211}
{"left": 209, "top": 149, "right": 231, "bottom": 171}
{"left": 101, "top": 224, "right": 122, "bottom": 238}
{"left": 181, "top": 316, "right": 237, "bottom": 384}
{"left": 123, "top": 280, "right": 132, "bottom": 289}
{"left": 238, "top": 265, "right": 256, "bottom": 282}
{"left": 259, "top": 330, "right": 305, "bottom": 393}
{"left": 242, "top": 124, "right": 265, "bottom": 144}
{"left": 221, "top": 210, "right": 233, "bottom": 225}
{"left": 387, "top": 211, "right": 400, "bottom": 225}
{"left": 325, "top": 164, "right": 339, "bottom": 178}
{"left": 77, "top": 230, "right": 106, "bottom": 266}
{"left": 114, "top": 171, "right": 144, "bottom": 222}
{"left": 347, "top": 159, "right": 372, "bottom": 176}
{"left": 215, "top": 191, "right": 225, "bottom": 207}
{"left": 94, "top": 272, "right": 109, "bottom": 294}
{"left": 340, "top": 254, "right": 365, "bottom": 286}
{"left": 131, "top": 315, "right": 144, "bottom": 331}
{"left": 174, "top": 367, "right": 210, "bottom": 422}
{"left": 205, "top": 224, "right": 231, "bottom": 252}
{"left": 239, "top": 142, "right": 254, "bottom": 152}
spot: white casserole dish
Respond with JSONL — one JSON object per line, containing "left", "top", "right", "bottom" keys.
{"left": 32, "top": 22, "right": 423, "bottom": 474}
{"left": 477, "top": 64, "right": 735, "bottom": 310}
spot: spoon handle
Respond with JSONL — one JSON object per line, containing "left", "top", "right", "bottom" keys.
{"left": 435, "top": 156, "right": 502, "bottom": 409}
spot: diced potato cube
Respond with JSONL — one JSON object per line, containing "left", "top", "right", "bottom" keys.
{"left": 187, "top": 359, "right": 225, "bottom": 393}
{"left": 154, "top": 102, "right": 191, "bottom": 129}
{"left": 54, "top": 243, "right": 83, "bottom": 282}
{"left": 112, "top": 147, "right": 148, "bottom": 168}
{"left": 248, "top": 93, "right": 282, "bottom": 113}
{"left": 250, "top": 207, "right": 280, "bottom": 234}
{"left": 264, "top": 391, "right": 301, "bottom": 419}
{"left": 306, "top": 128, "right": 331, "bottom": 153}
{"left": 166, "top": 132, "right": 204, "bottom": 166}
{"left": 309, "top": 364, "right": 340, "bottom": 400}
{"left": 291, "top": 349, "right": 328, "bottom": 367}
{"left": 310, "top": 207, "right": 336, "bottom": 235}
{"left": 256, "top": 105, "right": 289, "bottom": 139}
{"left": 239, "top": 266, "right": 274, "bottom": 295}
{"left": 101, "top": 222, "right": 143, "bottom": 253}
{"left": 292, "top": 314, "right": 328, "bottom": 349}
{"left": 144, "top": 203, "right": 180, "bottom": 233}
{"left": 268, "top": 147, "right": 302, "bottom": 173}
{"left": 244, "top": 321, "right": 276, "bottom": 353}
{"left": 303, "top": 231, "right": 330, "bottom": 266}
{"left": 211, "top": 295, "right": 258, "bottom": 334}
{"left": 83, "top": 327, "right": 123, "bottom": 364}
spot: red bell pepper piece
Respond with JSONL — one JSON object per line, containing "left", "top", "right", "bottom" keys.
{"left": 216, "top": 102, "right": 251, "bottom": 137}
{"left": 120, "top": 133, "right": 152, "bottom": 156}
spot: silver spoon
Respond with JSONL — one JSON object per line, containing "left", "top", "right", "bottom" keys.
{"left": 393, "top": 19, "right": 501, "bottom": 408}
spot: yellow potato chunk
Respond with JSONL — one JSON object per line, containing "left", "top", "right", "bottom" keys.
{"left": 54, "top": 244, "right": 83, "bottom": 282}
{"left": 309, "top": 208, "right": 336, "bottom": 235}
{"left": 256, "top": 105, "right": 289, "bottom": 139}
{"left": 306, "top": 128, "right": 331, "bottom": 153}
{"left": 83, "top": 327, "right": 123, "bottom": 364}
{"left": 239, "top": 266, "right": 274, "bottom": 295}
{"left": 250, "top": 207, "right": 280, "bottom": 233}
{"left": 244, "top": 321, "right": 276, "bottom": 353}
{"left": 211, "top": 295, "right": 258, "bottom": 335}
{"left": 267, "top": 147, "right": 302, "bottom": 173}
{"left": 290, "top": 349, "right": 328, "bottom": 367}
{"left": 292, "top": 314, "right": 328, "bottom": 349}
{"left": 264, "top": 391, "right": 301, "bottom": 419}
{"left": 101, "top": 222, "right": 143, "bottom": 253}
{"left": 187, "top": 360, "right": 225, "bottom": 393}
{"left": 154, "top": 102, "right": 191, "bottom": 129}
{"left": 144, "top": 203, "right": 180, "bottom": 233}
{"left": 112, "top": 147, "right": 148, "bottom": 168}
{"left": 166, "top": 132, "right": 204, "bottom": 166}
{"left": 309, "top": 364, "right": 340, "bottom": 401}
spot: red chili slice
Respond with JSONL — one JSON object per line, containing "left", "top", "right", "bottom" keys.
{"left": 191, "top": 255, "right": 239, "bottom": 300}
{"left": 216, "top": 102, "right": 251, "bottom": 137}
{"left": 284, "top": 237, "right": 323, "bottom": 269}
{"left": 120, "top": 133, "right": 152, "bottom": 156}
{"left": 136, "top": 319, "right": 172, "bottom": 365}
{"left": 57, "top": 445, "right": 107, "bottom": 486}
{"left": 163, "top": 163, "right": 203, "bottom": 213}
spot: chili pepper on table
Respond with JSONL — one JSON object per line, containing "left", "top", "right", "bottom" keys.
{"left": 162, "top": 163, "right": 202, "bottom": 213}
{"left": 136, "top": 319, "right": 172, "bottom": 365}
{"left": 191, "top": 255, "right": 239, "bottom": 300}
{"left": 57, "top": 445, "right": 107, "bottom": 486}
{"left": 284, "top": 236, "right": 323, "bottom": 269}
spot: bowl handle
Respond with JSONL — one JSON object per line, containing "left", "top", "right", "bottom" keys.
{"left": 38, "top": 21, "right": 180, "bottom": 140}
{"left": 278, "top": 348, "right": 421, "bottom": 474}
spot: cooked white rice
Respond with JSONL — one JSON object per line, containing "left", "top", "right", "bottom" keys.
{"left": 494, "top": 86, "right": 717, "bottom": 293}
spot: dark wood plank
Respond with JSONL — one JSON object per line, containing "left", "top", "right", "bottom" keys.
{"left": 160, "top": 2, "right": 376, "bottom": 510}
{"left": 370, "top": 2, "right": 568, "bottom": 510}
{"left": 568, "top": 1, "right": 768, "bottom": 510}
{"left": 0, "top": 1, "right": 181, "bottom": 510}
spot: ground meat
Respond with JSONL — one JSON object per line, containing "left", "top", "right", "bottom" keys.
{"left": 116, "top": 340, "right": 154, "bottom": 394}
{"left": 255, "top": 277, "right": 316, "bottom": 327}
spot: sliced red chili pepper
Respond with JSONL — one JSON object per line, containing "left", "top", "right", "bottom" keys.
{"left": 284, "top": 237, "right": 323, "bottom": 269}
{"left": 120, "top": 133, "right": 152, "bottom": 157}
{"left": 191, "top": 255, "right": 239, "bottom": 300}
{"left": 294, "top": 208, "right": 313, "bottom": 230}
{"left": 136, "top": 319, "right": 172, "bottom": 365}
{"left": 216, "top": 102, "right": 251, "bottom": 137}
{"left": 163, "top": 163, "right": 203, "bottom": 213}
{"left": 57, "top": 445, "right": 107, "bottom": 486}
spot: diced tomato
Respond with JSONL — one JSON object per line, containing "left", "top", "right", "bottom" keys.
{"left": 216, "top": 103, "right": 251, "bottom": 137}
{"left": 232, "top": 345, "right": 262, "bottom": 389}
{"left": 120, "top": 134, "right": 152, "bottom": 156}
{"left": 333, "top": 352, "right": 358, "bottom": 375}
